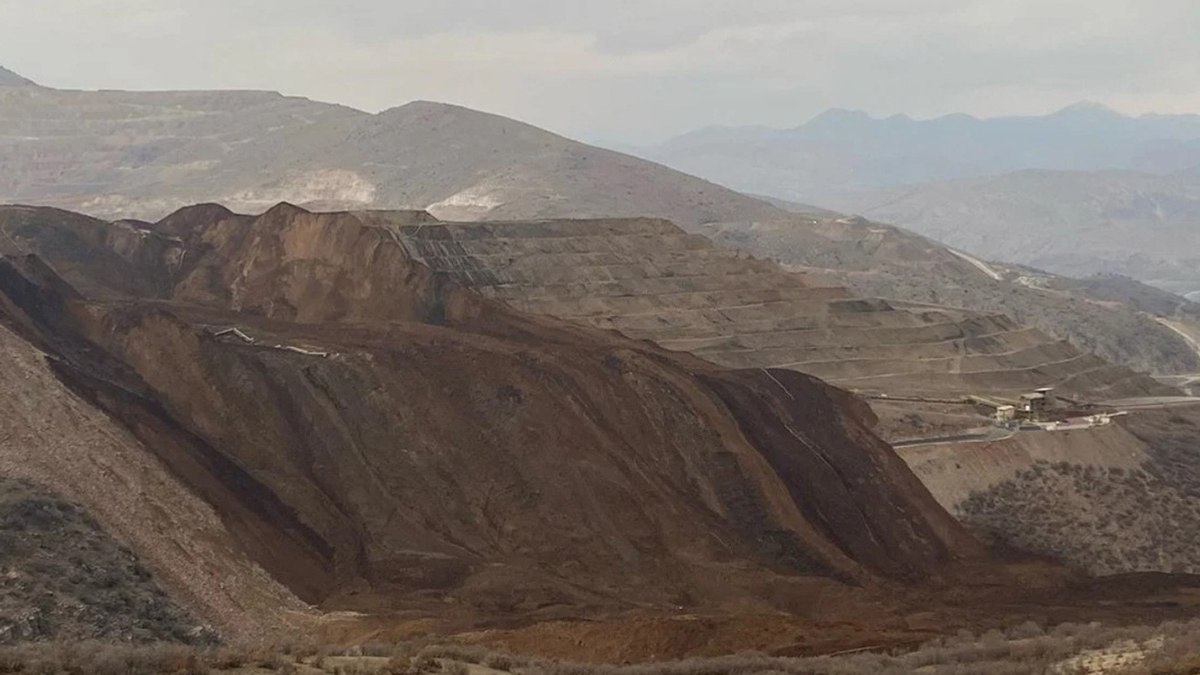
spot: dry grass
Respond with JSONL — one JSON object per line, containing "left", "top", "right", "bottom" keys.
{"left": 2, "top": 619, "right": 1200, "bottom": 674}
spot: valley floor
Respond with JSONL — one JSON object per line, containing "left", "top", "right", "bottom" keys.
{"left": 7, "top": 616, "right": 1200, "bottom": 674}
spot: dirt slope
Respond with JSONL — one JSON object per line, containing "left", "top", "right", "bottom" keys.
{"left": 0, "top": 313, "right": 313, "bottom": 643}
{"left": 0, "top": 203, "right": 981, "bottom": 631}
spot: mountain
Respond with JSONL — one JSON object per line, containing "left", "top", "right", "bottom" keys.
{"left": 0, "top": 203, "right": 985, "bottom": 645}
{"left": 708, "top": 209, "right": 1200, "bottom": 376}
{"left": 379, "top": 211, "right": 1169, "bottom": 411}
{"left": 634, "top": 103, "right": 1200, "bottom": 202}
{"left": 7, "top": 202, "right": 1200, "bottom": 658}
{"left": 0, "top": 82, "right": 779, "bottom": 225}
{"left": 1, "top": 81, "right": 1197, "bottom": 375}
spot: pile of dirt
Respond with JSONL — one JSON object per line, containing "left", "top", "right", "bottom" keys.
{"left": 0, "top": 203, "right": 980, "bottom": 636}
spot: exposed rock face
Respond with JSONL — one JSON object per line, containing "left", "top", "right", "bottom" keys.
{"left": 0, "top": 204, "right": 981, "bottom": 624}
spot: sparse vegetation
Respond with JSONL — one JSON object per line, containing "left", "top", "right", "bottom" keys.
{"left": 958, "top": 460, "right": 1200, "bottom": 574}
{"left": 0, "top": 478, "right": 213, "bottom": 645}
{"left": 2, "top": 620, "right": 1200, "bottom": 674}
{"left": 956, "top": 407, "right": 1200, "bottom": 576}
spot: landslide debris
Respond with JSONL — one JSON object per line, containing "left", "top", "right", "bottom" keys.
{"left": 0, "top": 203, "right": 980, "bottom": 625}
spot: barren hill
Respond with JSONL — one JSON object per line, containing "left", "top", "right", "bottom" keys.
{"left": 0, "top": 203, "right": 980, "bottom": 636}
{"left": 0, "top": 71, "right": 777, "bottom": 225}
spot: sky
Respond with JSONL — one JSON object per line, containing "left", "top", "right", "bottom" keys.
{"left": 1, "top": 0, "right": 1198, "bottom": 143}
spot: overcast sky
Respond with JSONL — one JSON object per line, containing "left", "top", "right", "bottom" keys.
{"left": 1, "top": 0, "right": 1198, "bottom": 143}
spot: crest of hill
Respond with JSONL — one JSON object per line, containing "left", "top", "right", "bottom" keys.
{"left": 189, "top": 99, "right": 788, "bottom": 225}
{"left": 0, "top": 86, "right": 782, "bottom": 226}
{"left": 0, "top": 66, "right": 36, "bottom": 87}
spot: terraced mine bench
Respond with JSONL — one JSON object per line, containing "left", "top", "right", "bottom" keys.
{"left": 358, "top": 212, "right": 1168, "bottom": 403}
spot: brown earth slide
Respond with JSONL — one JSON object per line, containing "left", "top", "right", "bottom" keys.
{"left": 0, "top": 204, "right": 975, "bottom": 638}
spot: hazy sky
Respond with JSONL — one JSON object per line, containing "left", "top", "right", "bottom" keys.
{"left": 1, "top": 0, "right": 1198, "bottom": 143}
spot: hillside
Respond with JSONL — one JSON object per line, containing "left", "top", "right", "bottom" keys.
{"left": 0, "top": 203, "right": 987, "bottom": 641}
{"left": 831, "top": 168, "right": 1200, "bottom": 300}
{"left": 700, "top": 215, "right": 1200, "bottom": 376}
{"left": 376, "top": 212, "right": 1168, "bottom": 405}
{"left": 630, "top": 106, "right": 1200, "bottom": 302}
{"left": 899, "top": 404, "right": 1200, "bottom": 578}
{"left": 6, "top": 202, "right": 1200, "bottom": 658}
{"left": 0, "top": 478, "right": 210, "bottom": 644}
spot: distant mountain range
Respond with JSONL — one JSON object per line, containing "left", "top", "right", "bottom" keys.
{"left": 636, "top": 102, "right": 1200, "bottom": 197}
{"left": 630, "top": 104, "right": 1200, "bottom": 299}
